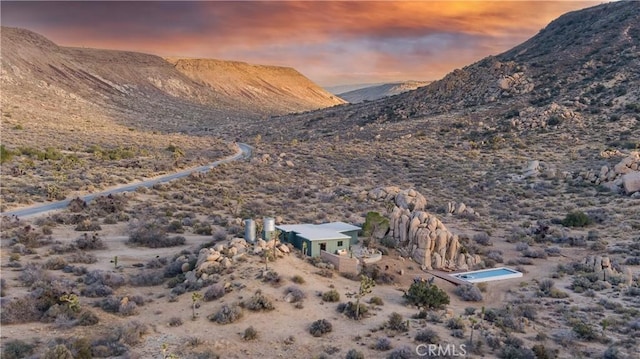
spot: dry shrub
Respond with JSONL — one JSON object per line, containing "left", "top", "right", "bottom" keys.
{"left": 209, "top": 304, "right": 243, "bottom": 324}
{"left": 309, "top": 319, "right": 333, "bottom": 337}
{"left": 128, "top": 218, "right": 185, "bottom": 248}
{"left": 204, "top": 283, "right": 226, "bottom": 301}
{"left": 74, "top": 233, "right": 106, "bottom": 250}
{"left": 243, "top": 290, "right": 275, "bottom": 311}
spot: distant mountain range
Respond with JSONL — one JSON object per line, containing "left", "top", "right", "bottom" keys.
{"left": 337, "top": 81, "right": 430, "bottom": 103}
{"left": 0, "top": 26, "right": 344, "bottom": 135}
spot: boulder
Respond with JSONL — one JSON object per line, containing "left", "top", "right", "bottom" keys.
{"left": 394, "top": 189, "right": 427, "bottom": 211}
{"left": 181, "top": 262, "right": 191, "bottom": 273}
{"left": 278, "top": 244, "right": 290, "bottom": 253}
{"left": 207, "top": 251, "right": 221, "bottom": 262}
{"left": 185, "top": 271, "right": 197, "bottom": 284}
{"left": 196, "top": 248, "right": 213, "bottom": 268}
{"left": 622, "top": 171, "right": 640, "bottom": 194}
{"left": 454, "top": 202, "right": 466, "bottom": 214}
{"left": 197, "top": 261, "right": 219, "bottom": 274}
{"left": 221, "top": 257, "right": 232, "bottom": 269}
{"left": 230, "top": 238, "right": 247, "bottom": 248}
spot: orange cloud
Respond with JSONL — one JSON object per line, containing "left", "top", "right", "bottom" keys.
{"left": 1, "top": 1, "right": 601, "bottom": 85}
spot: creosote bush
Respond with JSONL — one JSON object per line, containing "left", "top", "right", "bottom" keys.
{"left": 291, "top": 274, "right": 306, "bottom": 284}
{"left": 374, "top": 337, "right": 392, "bottom": 351}
{"left": 386, "top": 312, "right": 408, "bottom": 332}
{"left": 244, "top": 290, "right": 275, "bottom": 311}
{"left": 415, "top": 329, "right": 440, "bottom": 344}
{"left": 243, "top": 326, "right": 258, "bottom": 341}
{"left": 322, "top": 289, "right": 340, "bottom": 302}
{"left": 209, "top": 304, "right": 243, "bottom": 324}
{"left": 370, "top": 296, "right": 384, "bottom": 306}
{"left": 345, "top": 349, "right": 365, "bottom": 359}
{"left": 309, "top": 319, "right": 333, "bottom": 337}
{"left": 128, "top": 219, "right": 186, "bottom": 248}
{"left": 404, "top": 281, "right": 450, "bottom": 309}
{"left": 454, "top": 284, "right": 483, "bottom": 301}
{"left": 284, "top": 286, "right": 306, "bottom": 303}
{"left": 3, "top": 339, "right": 35, "bottom": 359}
{"left": 562, "top": 211, "right": 592, "bottom": 227}
{"left": 337, "top": 301, "right": 369, "bottom": 319}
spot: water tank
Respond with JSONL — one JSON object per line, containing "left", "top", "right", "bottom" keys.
{"left": 263, "top": 217, "right": 275, "bottom": 240}
{"left": 244, "top": 219, "right": 256, "bottom": 243}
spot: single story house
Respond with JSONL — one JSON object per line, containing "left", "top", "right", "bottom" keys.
{"left": 276, "top": 221, "right": 361, "bottom": 257}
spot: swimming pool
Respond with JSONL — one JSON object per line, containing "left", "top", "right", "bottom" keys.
{"left": 452, "top": 267, "right": 523, "bottom": 283}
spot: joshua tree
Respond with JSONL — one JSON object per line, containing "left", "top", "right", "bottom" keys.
{"left": 346, "top": 275, "right": 376, "bottom": 320}
{"left": 191, "top": 292, "right": 203, "bottom": 319}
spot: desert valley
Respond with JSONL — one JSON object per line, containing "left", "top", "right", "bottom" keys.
{"left": 1, "top": 2, "right": 639, "bottom": 359}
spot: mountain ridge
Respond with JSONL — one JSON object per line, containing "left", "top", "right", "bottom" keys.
{"left": 167, "top": 57, "right": 345, "bottom": 115}
{"left": 0, "top": 26, "right": 343, "bottom": 134}
{"left": 338, "top": 80, "right": 430, "bottom": 103}
{"left": 257, "top": 1, "right": 639, "bottom": 141}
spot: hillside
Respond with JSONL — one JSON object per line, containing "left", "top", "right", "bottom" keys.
{"left": 0, "top": 27, "right": 343, "bottom": 137}
{"left": 338, "top": 80, "right": 430, "bottom": 103}
{"left": 258, "top": 1, "right": 640, "bottom": 140}
{"left": 168, "top": 58, "right": 345, "bottom": 115}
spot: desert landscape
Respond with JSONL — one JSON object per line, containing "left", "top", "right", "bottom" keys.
{"left": 1, "top": 1, "right": 639, "bottom": 359}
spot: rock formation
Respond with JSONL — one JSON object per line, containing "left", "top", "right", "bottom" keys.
{"left": 368, "top": 186, "right": 427, "bottom": 211}
{"left": 446, "top": 202, "right": 480, "bottom": 217}
{"left": 368, "top": 187, "right": 480, "bottom": 270}
{"left": 577, "top": 151, "right": 640, "bottom": 196}
{"left": 508, "top": 102, "right": 582, "bottom": 131}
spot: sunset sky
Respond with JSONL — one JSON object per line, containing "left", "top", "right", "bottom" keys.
{"left": 1, "top": 1, "right": 602, "bottom": 87}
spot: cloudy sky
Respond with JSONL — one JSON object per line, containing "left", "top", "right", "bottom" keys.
{"left": 2, "top": 1, "right": 600, "bottom": 87}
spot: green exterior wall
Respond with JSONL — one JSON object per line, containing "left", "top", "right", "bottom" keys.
{"left": 307, "top": 237, "right": 350, "bottom": 257}
{"left": 342, "top": 229, "right": 360, "bottom": 246}
{"left": 279, "top": 228, "right": 354, "bottom": 257}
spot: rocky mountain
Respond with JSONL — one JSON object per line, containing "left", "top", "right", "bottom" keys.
{"left": 259, "top": 1, "right": 639, "bottom": 140}
{"left": 0, "top": 26, "right": 342, "bottom": 138}
{"left": 400, "top": 1, "right": 640, "bottom": 120}
{"left": 168, "top": 58, "right": 344, "bottom": 115}
{"left": 337, "top": 81, "right": 430, "bottom": 103}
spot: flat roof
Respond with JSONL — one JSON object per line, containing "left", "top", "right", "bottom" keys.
{"left": 317, "top": 221, "right": 361, "bottom": 232}
{"left": 276, "top": 222, "right": 356, "bottom": 241}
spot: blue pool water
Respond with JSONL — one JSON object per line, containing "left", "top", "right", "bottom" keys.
{"left": 452, "top": 267, "right": 522, "bottom": 283}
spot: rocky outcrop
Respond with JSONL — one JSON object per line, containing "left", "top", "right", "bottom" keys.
{"left": 388, "top": 206, "right": 480, "bottom": 270}
{"left": 584, "top": 255, "right": 631, "bottom": 286}
{"left": 577, "top": 152, "right": 640, "bottom": 196}
{"left": 508, "top": 102, "right": 582, "bottom": 131}
{"left": 368, "top": 186, "right": 427, "bottom": 211}
{"left": 368, "top": 187, "right": 479, "bottom": 270}
{"left": 194, "top": 238, "right": 249, "bottom": 280}
{"left": 446, "top": 202, "right": 480, "bottom": 217}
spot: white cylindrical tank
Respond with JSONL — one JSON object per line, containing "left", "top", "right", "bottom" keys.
{"left": 244, "top": 219, "right": 256, "bottom": 243}
{"left": 263, "top": 217, "right": 275, "bottom": 240}
{"left": 263, "top": 217, "right": 275, "bottom": 232}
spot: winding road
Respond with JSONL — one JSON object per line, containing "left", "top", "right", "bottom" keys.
{"left": 1, "top": 142, "right": 252, "bottom": 218}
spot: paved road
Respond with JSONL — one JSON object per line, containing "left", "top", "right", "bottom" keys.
{"left": 1, "top": 143, "right": 252, "bottom": 218}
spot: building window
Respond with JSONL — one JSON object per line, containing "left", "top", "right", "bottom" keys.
{"left": 320, "top": 243, "right": 327, "bottom": 251}
{"left": 337, "top": 241, "right": 343, "bottom": 247}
